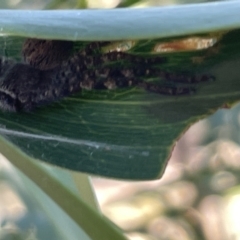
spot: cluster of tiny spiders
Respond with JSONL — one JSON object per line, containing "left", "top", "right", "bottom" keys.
{"left": 0, "top": 39, "right": 214, "bottom": 112}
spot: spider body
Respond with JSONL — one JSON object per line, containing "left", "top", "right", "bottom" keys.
{"left": 0, "top": 39, "right": 214, "bottom": 112}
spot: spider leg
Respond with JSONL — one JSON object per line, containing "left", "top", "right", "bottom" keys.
{"left": 83, "top": 52, "right": 166, "bottom": 68}
{"left": 141, "top": 82, "right": 196, "bottom": 95}
{"left": 0, "top": 90, "right": 19, "bottom": 112}
{"left": 160, "top": 71, "right": 215, "bottom": 84}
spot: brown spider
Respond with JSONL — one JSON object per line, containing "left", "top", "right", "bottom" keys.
{"left": 0, "top": 39, "right": 214, "bottom": 112}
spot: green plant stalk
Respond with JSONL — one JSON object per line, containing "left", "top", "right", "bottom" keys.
{"left": 0, "top": 135, "right": 127, "bottom": 240}
{"left": 71, "top": 171, "right": 100, "bottom": 212}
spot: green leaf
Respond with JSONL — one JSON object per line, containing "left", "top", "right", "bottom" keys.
{"left": 0, "top": 3, "right": 240, "bottom": 180}
{"left": 0, "top": 1, "right": 240, "bottom": 40}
